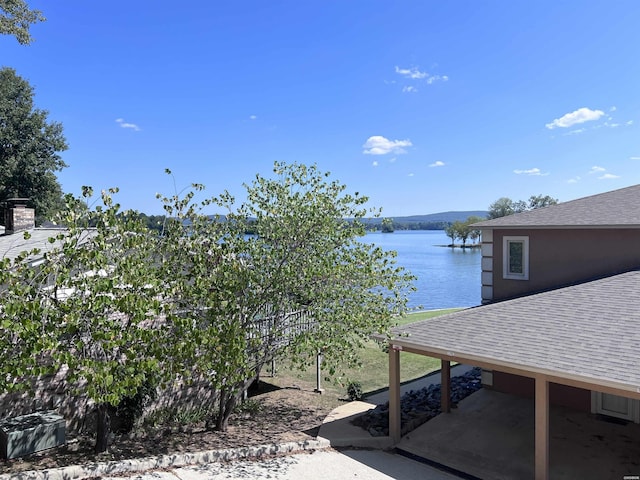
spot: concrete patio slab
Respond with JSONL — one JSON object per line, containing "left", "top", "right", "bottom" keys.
{"left": 317, "top": 401, "right": 394, "bottom": 449}
{"left": 397, "top": 389, "right": 640, "bottom": 480}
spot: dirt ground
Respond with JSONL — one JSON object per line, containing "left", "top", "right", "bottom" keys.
{"left": 0, "top": 375, "right": 344, "bottom": 476}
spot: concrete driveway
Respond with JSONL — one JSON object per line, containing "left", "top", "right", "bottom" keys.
{"left": 100, "top": 449, "right": 461, "bottom": 480}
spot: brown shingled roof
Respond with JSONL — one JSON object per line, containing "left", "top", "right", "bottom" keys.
{"left": 387, "top": 270, "right": 640, "bottom": 397}
{"left": 474, "top": 183, "right": 640, "bottom": 229}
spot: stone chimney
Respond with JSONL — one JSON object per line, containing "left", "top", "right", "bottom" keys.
{"left": 3, "top": 198, "right": 35, "bottom": 234}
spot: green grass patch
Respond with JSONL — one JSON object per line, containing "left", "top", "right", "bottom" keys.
{"left": 272, "top": 308, "right": 465, "bottom": 397}
{"left": 394, "top": 308, "right": 462, "bottom": 327}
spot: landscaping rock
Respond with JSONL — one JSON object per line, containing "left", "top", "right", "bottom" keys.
{"left": 352, "top": 367, "right": 482, "bottom": 436}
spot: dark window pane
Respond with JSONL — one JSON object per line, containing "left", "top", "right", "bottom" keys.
{"left": 509, "top": 241, "right": 523, "bottom": 274}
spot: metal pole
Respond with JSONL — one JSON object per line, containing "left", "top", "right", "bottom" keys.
{"left": 314, "top": 351, "right": 324, "bottom": 393}
{"left": 389, "top": 345, "right": 401, "bottom": 443}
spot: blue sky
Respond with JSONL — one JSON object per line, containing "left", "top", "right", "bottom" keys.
{"left": 3, "top": 1, "right": 640, "bottom": 216}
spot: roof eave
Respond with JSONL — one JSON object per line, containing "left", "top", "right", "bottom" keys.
{"left": 473, "top": 224, "right": 640, "bottom": 230}
{"left": 386, "top": 336, "right": 640, "bottom": 400}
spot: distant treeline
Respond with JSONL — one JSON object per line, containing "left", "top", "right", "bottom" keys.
{"left": 364, "top": 220, "right": 450, "bottom": 231}
{"left": 139, "top": 214, "right": 167, "bottom": 232}
{"left": 133, "top": 212, "right": 489, "bottom": 234}
{"left": 133, "top": 213, "right": 260, "bottom": 235}
{"left": 363, "top": 210, "right": 488, "bottom": 232}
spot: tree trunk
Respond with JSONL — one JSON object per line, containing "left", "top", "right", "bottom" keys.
{"left": 216, "top": 379, "right": 253, "bottom": 432}
{"left": 216, "top": 388, "right": 240, "bottom": 432}
{"left": 216, "top": 389, "right": 228, "bottom": 431}
{"left": 95, "top": 403, "right": 111, "bottom": 453}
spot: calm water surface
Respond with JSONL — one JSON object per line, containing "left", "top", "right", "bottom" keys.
{"left": 364, "top": 230, "right": 481, "bottom": 310}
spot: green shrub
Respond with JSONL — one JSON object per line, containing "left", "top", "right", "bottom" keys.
{"left": 347, "top": 381, "right": 363, "bottom": 401}
{"left": 113, "top": 378, "right": 158, "bottom": 433}
{"left": 143, "top": 405, "right": 213, "bottom": 428}
{"left": 234, "top": 398, "right": 262, "bottom": 416}
{"left": 173, "top": 406, "right": 212, "bottom": 424}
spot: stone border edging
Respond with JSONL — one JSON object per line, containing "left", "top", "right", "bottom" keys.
{"left": 1, "top": 438, "right": 331, "bottom": 480}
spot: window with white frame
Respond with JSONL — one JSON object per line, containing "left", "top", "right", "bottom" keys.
{"left": 503, "top": 236, "right": 529, "bottom": 280}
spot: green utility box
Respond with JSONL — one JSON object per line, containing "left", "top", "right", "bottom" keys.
{"left": 0, "top": 411, "right": 65, "bottom": 459}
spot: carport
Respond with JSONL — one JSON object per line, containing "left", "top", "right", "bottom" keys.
{"left": 382, "top": 271, "right": 640, "bottom": 480}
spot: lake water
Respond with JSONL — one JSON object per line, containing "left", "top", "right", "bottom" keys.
{"left": 363, "top": 230, "right": 481, "bottom": 310}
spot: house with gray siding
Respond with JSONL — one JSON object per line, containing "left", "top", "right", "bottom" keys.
{"left": 382, "top": 183, "right": 640, "bottom": 480}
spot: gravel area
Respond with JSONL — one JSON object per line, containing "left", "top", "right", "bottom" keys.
{"left": 352, "top": 367, "right": 482, "bottom": 436}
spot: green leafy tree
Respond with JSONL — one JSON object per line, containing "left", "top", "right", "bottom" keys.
{"left": 0, "top": 67, "right": 67, "bottom": 223}
{"left": 381, "top": 217, "right": 394, "bottom": 233}
{"left": 159, "top": 162, "right": 416, "bottom": 431}
{"left": 487, "top": 197, "right": 522, "bottom": 219}
{"left": 465, "top": 215, "right": 484, "bottom": 246}
{"left": 2, "top": 162, "right": 415, "bottom": 446}
{"left": 527, "top": 194, "right": 558, "bottom": 210}
{"left": 0, "top": 238, "right": 59, "bottom": 396}
{"left": 444, "top": 223, "right": 457, "bottom": 247}
{"left": 0, "top": 0, "right": 44, "bottom": 45}
{"left": 487, "top": 195, "right": 557, "bottom": 219}
{"left": 444, "top": 216, "right": 484, "bottom": 248}
{"left": 1, "top": 188, "right": 168, "bottom": 452}
{"left": 451, "top": 220, "right": 469, "bottom": 246}
{"left": 51, "top": 190, "right": 168, "bottom": 452}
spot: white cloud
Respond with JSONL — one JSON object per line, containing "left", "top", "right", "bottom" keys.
{"left": 567, "top": 176, "right": 581, "bottom": 184}
{"left": 626, "top": 120, "right": 634, "bottom": 126}
{"left": 408, "top": 173, "right": 414, "bottom": 177}
{"left": 389, "top": 157, "right": 397, "bottom": 163}
{"left": 630, "top": 156, "right": 640, "bottom": 160}
{"left": 545, "top": 107, "right": 605, "bottom": 129}
{"left": 562, "top": 128, "right": 585, "bottom": 136}
{"left": 402, "top": 86, "right": 417, "bottom": 93}
{"left": 589, "top": 166, "right": 606, "bottom": 174}
{"left": 599, "top": 173, "right": 620, "bottom": 180}
{"left": 362, "top": 136, "right": 412, "bottom": 155}
{"left": 429, "top": 161, "right": 445, "bottom": 167}
{"left": 249, "top": 115, "right": 257, "bottom": 120}
{"left": 394, "top": 66, "right": 448, "bottom": 86}
{"left": 426, "top": 74, "right": 448, "bottom": 84}
{"left": 610, "top": 106, "right": 617, "bottom": 112}
{"left": 372, "top": 161, "right": 379, "bottom": 167}
{"left": 115, "top": 118, "right": 141, "bottom": 131}
{"left": 395, "top": 66, "right": 428, "bottom": 79}
{"left": 513, "top": 168, "right": 548, "bottom": 176}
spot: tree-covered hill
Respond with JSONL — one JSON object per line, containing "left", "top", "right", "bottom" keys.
{"left": 363, "top": 211, "right": 488, "bottom": 231}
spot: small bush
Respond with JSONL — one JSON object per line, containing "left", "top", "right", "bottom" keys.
{"left": 173, "top": 406, "right": 212, "bottom": 424}
{"left": 347, "top": 381, "right": 363, "bottom": 401}
{"left": 113, "top": 378, "right": 158, "bottom": 433}
{"left": 143, "top": 408, "right": 171, "bottom": 428}
{"left": 234, "top": 398, "right": 262, "bottom": 416}
{"left": 143, "top": 405, "right": 213, "bottom": 428}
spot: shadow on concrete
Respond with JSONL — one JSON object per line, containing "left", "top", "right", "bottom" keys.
{"left": 338, "top": 449, "right": 463, "bottom": 480}
{"left": 397, "top": 389, "right": 640, "bottom": 480}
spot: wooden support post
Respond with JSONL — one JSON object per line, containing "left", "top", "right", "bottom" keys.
{"left": 441, "top": 360, "right": 451, "bottom": 413}
{"left": 389, "top": 345, "right": 401, "bottom": 443}
{"left": 535, "top": 376, "right": 549, "bottom": 480}
{"left": 270, "top": 358, "right": 276, "bottom": 377}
